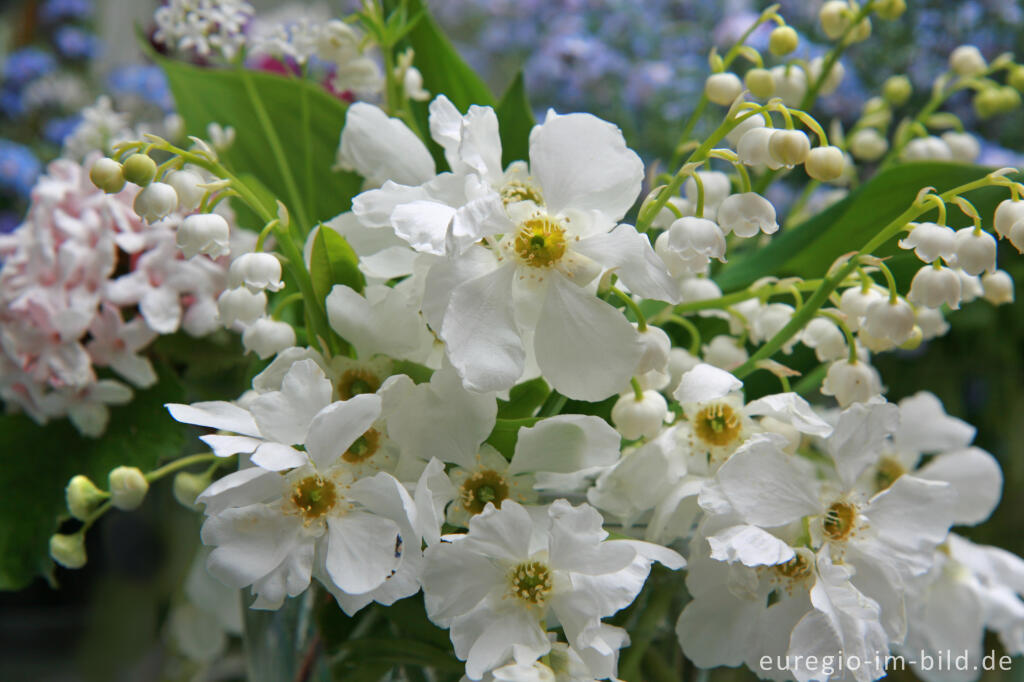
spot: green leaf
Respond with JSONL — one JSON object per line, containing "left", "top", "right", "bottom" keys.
{"left": 496, "top": 71, "right": 535, "bottom": 167}
{"left": 310, "top": 223, "right": 366, "bottom": 307}
{"left": 0, "top": 368, "right": 185, "bottom": 590}
{"left": 716, "top": 163, "right": 1004, "bottom": 290}
{"left": 497, "top": 377, "right": 550, "bottom": 419}
{"left": 155, "top": 56, "right": 363, "bottom": 229}
{"left": 485, "top": 417, "right": 540, "bottom": 459}
{"left": 403, "top": 0, "right": 495, "bottom": 112}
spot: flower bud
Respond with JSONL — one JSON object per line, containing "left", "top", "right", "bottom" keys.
{"left": 217, "top": 286, "right": 267, "bottom": 328}
{"left": 717, "top": 192, "right": 778, "bottom": 238}
{"left": 958, "top": 270, "right": 984, "bottom": 303}
{"left": 1009, "top": 65, "right": 1024, "bottom": 93}
{"left": 839, "top": 285, "right": 886, "bottom": 331}
{"left": 801, "top": 317, "right": 847, "bottom": 362}
{"left": 679, "top": 276, "right": 722, "bottom": 303}
{"left": 49, "top": 532, "right": 87, "bottom": 569}
{"left": 973, "top": 88, "right": 1003, "bottom": 119}
{"left": 997, "top": 86, "right": 1022, "bottom": 111}
{"left": 177, "top": 213, "right": 231, "bottom": 259}
{"left": 950, "top": 45, "right": 987, "bottom": 77}
{"left": 874, "top": 0, "right": 906, "bottom": 20}
{"left": 611, "top": 390, "right": 669, "bottom": 441}
{"left": 917, "top": 307, "right": 949, "bottom": 340}
{"left": 819, "top": 1, "right": 850, "bottom": 40}
{"left": 821, "top": 359, "right": 882, "bottom": 407}
{"left": 902, "top": 136, "right": 952, "bottom": 162}
{"left": 982, "top": 270, "right": 1015, "bottom": 305}
{"left": 864, "top": 298, "right": 915, "bottom": 345}
{"left": 173, "top": 471, "right": 211, "bottom": 510}
{"left": 768, "top": 129, "right": 811, "bottom": 167}
{"left": 770, "top": 65, "right": 808, "bottom": 107}
{"left": 995, "top": 199, "right": 1024, "bottom": 238}
{"left": 684, "top": 171, "right": 732, "bottom": 214}
{"left": 898, "top": 221, "right": 955, "bottom": 263}
{"left": 89, "top": 157, "right": 126, "bottom": 193}
{"left": 109, "top": 466, "right": 149, "bottom": 510}
{"left": 726, "top": 112, "right": 768, "bottom": 147}
{"left": 66, "top": 475, "right": 107, "bottom": 521}
{"left": 665, "top": 347, "right": 700, "bottom": 395}
{"left": 941, "top": 132, "right": 980, "bottom": 163}
{"left": 635, "top": 325, "right": 671, "bottom": 374}
{"left": 882, "top": 75, "right": 912, "bottom": 105}
{"left": 229, "top": 252, "right": 284, "bottom": 292}
{"left": 243, "top": 318, "right": 297, "bottom": 359}
{"left": 908, "top": 265, "right": 961, "bottom": 309}
{"left": 737, "top": 127, "right": 782, "bottom": 169}
{"left": 122, "top": 153, "right": 157, "bottom": 186}
{"left": 744, "top": 68, "right": 775, "bottom": 99}
{"left": 805, "top": 146, "right": 845, "bottom": 181}
{"left": 703, "top": 335, "right": 748, "bottom": 371}
{"left": 705, "top": 72, "right": 743, "bottom": 106}
{"left": 952, "top": 227, "right": 996, "bottom": 276}
{"left": 849, "top": 128, "right": 888, "bottom": 161}
{"left": 847, "top": 17, "right": 872, "bottom": 44}
{"left": 165, "top": 169, "right": 205, "bottom": 212}
{"left": 133, "top": 182, "right": 179, "bottom": 223}
{"left": 769, "top": 25, "right": 799, "bottom": 56}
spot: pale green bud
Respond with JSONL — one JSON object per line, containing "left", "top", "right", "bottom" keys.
{"left": 122, "top": 153, "right": 157, "bottom": 186}
{"left": 745, "top": 68, "right": 776, "bottom": 99}
{"left": 882, "top": 75, "right": 912, "bottom": 106}
{"left": 769, "top": 26, "right": 799, "bottom": 56}
{"left": 874, "top": 0, "right": 906, "bottom": 20}
{"left": 89, "top": 158, "right": 126, "bottom": 194}
{"left": 820, "top": 1, "right": 850, "bottom": 40}
{"left": 805, "top": 146, "right": 846, "bottom": 182}
{"left": 1009, "top": 65, "right": 1024, "bottom": 93}
{"left": 108, "top": 466, "right": 149, "bottom": 511}
{"left": 50, "top": 532, "right": 87, "bottom": 569}
{"left": 173, "top": 471, "right": 210, "bottom": 510}
{"left": 66, "top": 475, "right": 107, "bottom": 521}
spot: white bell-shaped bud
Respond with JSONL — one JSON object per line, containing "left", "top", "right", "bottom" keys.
{"left": 951, "top": 227, "right": 996, "bottom": 276}
{"left": 611, "top": 390, "right": 669, "bottom": 441}
{"left": 165, "top": 169, "right": 205, "bottom": 211}
{"left": 898, "top": 221, "right": 955, "bottom": 263}
{"left": 133, "top": 182, "right": 179, "bottom": 223}
{"left": 229, "top": 252, "right": 284, "bottom": 292}
{"left": 717, "top": 192, "right": 778, "bottom": 238}
{"left": 908, "top": 265, "right": 962, "bottom": 309}
{"left": 821, "top": 359, "right": 883, "bottom": 407}
{"left": 217, "top": 287, "right": 267, "bottom": 328}
{"left": 243, "top": 318, "right": 296, "bottom": 359}
{"left": 109, "top": 466, "right": 149, "bottom": 511}
{"left": 177, "top": 213, "right": 231, "bottom": 260}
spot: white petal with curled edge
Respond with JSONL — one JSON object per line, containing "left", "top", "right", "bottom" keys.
{"left": 391, "top": 200, "right": 456, "bottom": 256}
{"left": 573, "top": 224, "right": 680, "bottom": 303}
{"left": 303, "top": 394, "right": 382, "bottom": 471}
{"left": 324, "top": 511, "right": 401, "bottom": 595}
{"left": 744, "top": 392, "right": 833, "bottom": 437}
{"left": 706, "top": 524, "right": 796, "bottom": 566}
{"left": 199, "top": 434, "right": 263, "bottom": 458}
{"left": 534, "top": 272, "right": 641, "bottom": 401}
{"left": 509, "top": 414, "right": 621, "bottom": 475}
{"left": 351, "top": 181, "right": 431, "bottom": 228}
{"left": 337, "top": 102, "right": 435, "bottom": 186}
{"left": 915, "top": 447, "right": 1002, "bottom": 525}
{"left": 716, "top": 439, "right": 822, "bottom": 527}
{"left": 249, "top": 359, "right": 333, "bottom": 446}
{"left": 672, "top": 363, "right": 742, "bottom": 404}
{"left": 449, "top": 191, "right": 511, "bottom": 255}
{"left": 413, "top": 458, "right": 456, "bottom": 546}
{"left": 547, "top": 500, "right": 635, "bottom": 575}
{"left": 196, "top": 467, "right": 283, "bottom": 515}
{"left": 166, "top": 401, "right": 261, "bottom": 437}
{"left": 251, "top": 442, "right": 308, "bottom": 472}
{"left": 529, "top": 112, "right": 643, "bottom": 220}
{"left": 440, "top": 263, "right": 525, "bottom": 394}
{"left": 894, "top": 391, "right": 976, "bottom": 454}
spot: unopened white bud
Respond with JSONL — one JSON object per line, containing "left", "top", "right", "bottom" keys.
{"left": 769, "top": 129, "right": 811, "bottom": 167}
{"left": 950, "top": 45, "right": 987, "bottom": 77}
{"left": 665, "top": 216, "right": 727, "bottom": 271}
{"left": 726, "top": 112, "right": 768, "bottom": 147}
{"left": 839, "top": 285, "right": 886, "bottom": 331}
{"left": 821, "top": 359, "right": 883, "bottom": 407}
{"left": 849, "top": 128, "right": 888, "bottom": 161}
{"left": 703, "top": 335, "right": 748, "bottom": 371}
{"left": 217, "top": 287, "right": 267, "bottom": 328}
{"left": 994, "top": 199, "right": 1024, "bottom": 239}
{"left": 801, "top": 317, "right": 848, "bottom": 362}
{"left": 898, "top": 221, "right": 955, "bottom": 263}
{"left": 770, "top": 65, "right": 808, "bottom": 107}
{"left": 635, "top": 325, "right": 671, "bottom": 374}
{"left": 684, "top": 171, "right": 732, "bottom": 213}
{"left": 229, "top": 252, "right": 284, "bottom": 292}
{"left": 108, "top": 466, "right": 149, "bottom": 511}
{"left": 89, "top": 157, "right": 126, "bottom": 193}
{"left": 902, "top": 136, "right": 953, "bottom": 162}
{"left": 805, "top": 146, "right": 846, "bottom": 181}
{"left": 717, "top": 192, "right": 778, "bottom": 238}
{"left": 50, "top": 532, "right": 87, "bottom": 569}
{"left": 908, "top": 265, "right": 962, "bottom": 309}
{"left": 958, "top": 270, "right": 984, "bottom": 303}
{"left": 941, "top": 132, "right": 980, "bottom": 163}
{"left": 705, "top": 72, "right": 743, "bottom": 106}
{"left": 981, "top": 270, "right": 1015, "bottom": 305}
{"left": 177, "top": 213, "right": 230, "bottom": 260}
{"left": 737, "top": 127, "right": 782, "bottom": 169}
{"left": 611, "top": 390, "right": 669, "bottom": 441}
{"left": 679, "top": 276, "right": 723, "bottom": 303}
{"left": 165, "top": 169, "right": 205, "bottom": 211}
{"left": 916, "top": 306, "right": 949, "bottom": 340}
{"left": 133, "top": 182, "right": 179, "bottom": 223}
{"left": 243, "top": 318, "right": 297, "bottom": 359}
{"left": 864, "top": 297, "right": 916, "bottom": 345}
{"left": 952, "top": 227, "right": 996, "bottom": 276}
{"left": 173, "top": 471, "right": 211, "bottom": 510}
{"left": 66, "top": 475, "right": 107, "bottom": 521}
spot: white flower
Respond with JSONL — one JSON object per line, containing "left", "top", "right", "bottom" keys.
{"left": 683, "top": 171, "right": 732, "bottom": 217}
{"left": 337, "top": 103, "right": 436, "bottom": 188}
{"left": 898, "top": 221, "right": 955, "bottom": 263}
{"left": 421, "top": 499, "right": 684, "bottom": 680}
{"left": 908, "top": 264, "right": 962, "bottom": 309}
{"left": 838, "top": 285, "right": 886, "bottom": 331}
{"left": 768, "top": 129, "right": 811, "bottom": 167}
{"left": 326, "top": 282, "right": 437, "bottom": 366}
{"left": 821, "top": 359, "right": 882, "bottom": 407}
{"left": 658, "top": 217, "right": 727, "bottom": 276}
{"left": 800, "top": 316, "right": 848, "bottom": 362}
{"left": 902, "top": 136, "right": 953, "bottom": 162}
{"left": 804, "top": 145, "right": 846, "bottom": 182}
{"left": 941, "top": 131, "right": 980, "bottom": 162}
{"left": 951, "top": 227, "right": 997, "bottom": 275}
{"left": 716, "top": 192, "right": 778, "bottom": 238}
{"left": 916, "top": 306, "right": 950, "bottom": 340}
{"left": 166, "top": 169, "right": 205, "bottom": 212}
{"left": 994, "top": 199, "right": 1024, "bottom": 239}
{"left": 217, "top": 287, "right": 267, "bottom": 329}
{"left": 808, "top": 56, "right": 845, "bottom": 94}
{"left": 242, "top": 318, "right": 296, "bottom": 359}
{"left": 229, "top": 252, "right": 284, "bottom": 292}
{"left": 770, "top": 64, "right": 808, "bottom": 107}
{"left": 635, "top": 325, "right": 671, "bottom": 375}
{"left": 982, "top": 269, "right": 1015, "bottom": 305}
{"left": 863, "top": 297, "right": 915, "bottom": 345}
{"left": 611, "top": 390, "right": 669, "bottom": 440}
{"left": 177, "top": 213, "right": 231, "bottom": 260}
{"left": 702, "top": 335, "right": 748, "bottom": 370}
{"left": 737, "top": 127, "right": 783, "bottom": 169}
{"left": 849, "top": 128, "right": 888, "bottom": 161}
{"left": 154, "top": 0, "right": 254, "bottom": 61}
{"left": 134, "top": 182, "right": 179, "bottom": 223}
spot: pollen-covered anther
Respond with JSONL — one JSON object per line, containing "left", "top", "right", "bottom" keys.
{"left": 693, "top": 402, "right": 743, "bottom": 447}
{"left": 823, "top": 501, "right": 858, "bottom": 541}
{"left": 514, "top": 215, "right": 567, "bottom": 268}
{"left": 337, "top": 369, "right": 380, "bottom": 400}
{"left": 507, "top": 560, "right": 553, "bottom": 605}
{"left": 290, "top": 475, "right": 338, "bottom": 520}
{"left": 460, "top": 468, "right": 510, "bottom": 514}
{"left": 501, "top": 180, "right": 543, "bottom": 207}
{"left": 343, "top": 428, "right": 381, "bottom": 463}
{"left": 774, "top": 553, "right": 813, "bottom": 582}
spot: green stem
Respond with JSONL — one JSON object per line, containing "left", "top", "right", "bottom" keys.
{"left": 610, "top": 286, "right": 647, "bottom": 331}
{"left": 630, "top": 376, "right": 644, "bottom": 401}
{"left": 664, "top": 314, "right": 702, "bottom": 355}
{"left": 145, "top": 452, "right": 222, "bottom": 483}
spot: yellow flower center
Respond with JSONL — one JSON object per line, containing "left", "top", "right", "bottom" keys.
{"left": 337, "top": 369, "right": 380, "bottom": 400}
{"left": 290, "top": 475, "right": 337, "bottom": 520}
{"left": 514, "top": 215, "right": 567, "bottom": 268}
{"left": 501, "top": 180, "right": 543, "bottom": 207}
{"left": 460, "top": 468, "right": 510, "bottom": 515}
{"left": 508, "top": 560, "right": 553, "bottom": 605}
{"left": 694, "top": 403, "right": 742, "bottom": 447}
{"left": 823, "top": 501, "right": 858, "bottom": 541}
{"left": 343, "top": 428, "right": 381, "bottom": 463}
{"left": 775, "top": 553, "right": 812, "bottom": 581}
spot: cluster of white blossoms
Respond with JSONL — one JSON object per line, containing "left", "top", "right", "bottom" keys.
{"left": 0, "top": 151, "right": 241, "bottom": 436}
{"left": 154, "top": 0, "right": 255, "bottom": 62}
